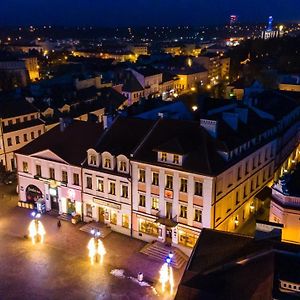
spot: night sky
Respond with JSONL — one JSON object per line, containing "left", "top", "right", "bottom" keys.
{"left": 0, "top": 0, "right": 299, "bottom": 26}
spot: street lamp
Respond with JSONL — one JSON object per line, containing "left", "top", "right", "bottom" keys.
{"left": 28, "top": 211, "right": 46, "bottom": 244}
{"left": 159, "top": 252, "right": 175, "bottom": 293}
{"left": 87, "top": 229, "right": 106, "bottom": 265}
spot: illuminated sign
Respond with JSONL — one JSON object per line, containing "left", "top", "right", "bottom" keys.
{"left": 49, "top": 188, "right": 57, "bottom": 196}
{"left": 93, "top": 198, "right": 121, "bottom": 210}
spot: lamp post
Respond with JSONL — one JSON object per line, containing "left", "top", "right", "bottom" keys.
{"left": 87, "top": 229, "right": 106, "bottom": 265}
{"left": 159, "top": 252, "right": 175, "bottom": 293}
{"left": 28, "top": 211, "right": 46, "bottom": 244}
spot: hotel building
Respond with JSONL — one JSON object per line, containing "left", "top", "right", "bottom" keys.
{"left": 15, "top": 91, "right": 300, "bottom": 254}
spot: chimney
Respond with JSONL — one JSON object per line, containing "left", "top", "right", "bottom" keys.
{"left": 59, "top": 117, "right": 72, "bottom": 132}
{"left": 200, "top": 119, "right": 218, "bottom": 138}
{"left": 103, "top": 114, "right": 113, "bottom": 130}
{"left": 222, "top": 112, "right": 239, "bottom": 131}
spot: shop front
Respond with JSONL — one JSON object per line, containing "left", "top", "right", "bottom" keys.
{"left": 83, "top": 197, "right": 131, "bottom": 236}
{"left": 25, "top": 185, "right": 43, "bottom": 204}
{"left": 173, "top": 224, "right": 201, "bottom": 255}
{"left": 59, "top": 187, "right": 82, "bottom": 216}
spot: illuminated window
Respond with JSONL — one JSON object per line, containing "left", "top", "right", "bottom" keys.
{"left": 86, "top": 176, "right": 92, "bottom": 189}
{"left": 139, "top": 169, "right": 146, "bottom": 183}
{"left": 180, "top": 178, "right": 188, "bottom": 193}
{"left": 122, "top": 214, "right": 129, "bottom": 228}
{"left": 97, "top": 179, "right": 104, "bottom": 192}
{"left": 36, "top": 165, "right": 41, "bottom": 177}
{"left": 194, "top": 181, "right": 203, "bottom": 196}
{"left": 180, "top": 205, "right": 187, "bottom": 218}
{"left": 173, "top": 154, "right": 179, "bottom": 164}
{"left": 49, "top": 168, "right": 55, "bottom": 180}
{"left": 139, "top": 219, "right": 158, "bottom": 236}
{"left": 109, "top": 182, "right": 116, "bottom": 195}
{"left": 23, "top": 161, "right": 28, "bottom": 173}
{"left": 152, "top": 172, "right": 159, "bottom": 185}
{"left": 194, "top": 209, "right": 202, "bottom": 223}
{"left": 178, "top": 230, "right": 197, "bottom": 248}
{"left": 73, "top": 173, "right": 79, "bottom": 185}
{"left": 161, "top": 152, "right": 167, "bottom": 162}
{"left": 165, "top": 175, "right": 173, "bottom": 190}
{"left": 104, "top": 158, "right": 111, "bottom": 169}
{"left": 62, "top": 171, "right": 68, "bottom": 183}
{"left": 151, "top": 197, "right": 159, "bottom": 210}
{"left": 111, "top": 211, "right": 117, "bottom": 225}
{"left": 121, "top": 185, "right": 128, "bottom": 198}
{"left": 139, "top": 194, "right": 146, "bottom": 207}
{"left": 119, "top": 161, "right": 127, "bottom": 172}
{"left": 86, "top": 204, "right": 92, "bottom": 217}
{"left": 89, "top": 155, "right": 97, "bottom": 165}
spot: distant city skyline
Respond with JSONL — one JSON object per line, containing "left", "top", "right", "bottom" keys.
{"left": 0, "top": 0, "right": 299, "bottom": 27}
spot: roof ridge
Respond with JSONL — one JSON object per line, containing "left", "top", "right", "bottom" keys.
{"left": 131, "top": 118, "right": 161, "bottom": 158}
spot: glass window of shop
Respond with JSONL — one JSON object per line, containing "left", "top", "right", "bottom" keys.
{"left": 178, "top": 229, "right": 198, "bottom": 248}
{"left": 139, "top": 219, "right": 159, "bottom": 237}
{"left": 111, "top": 211, "right": 117, "bottom": 225}
{"left": 122, "top": 214, "right": 129, "bottom": 228}
{"left": 86, "top": 204, "right": 92, "bottom": 217}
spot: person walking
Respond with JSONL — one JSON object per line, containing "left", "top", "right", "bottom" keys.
{"left": 57, "top": 220, "right": 61, "bottom": 228}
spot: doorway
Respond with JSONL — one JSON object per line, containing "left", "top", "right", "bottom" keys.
{"left": 99, "top": 207, "right": 105, "bottom": 223}
{"left": 67, "top": 199, "right": 76, "bottom": 215}
{"left": 166, "top": 227, "right": 172, "bottom": 244}
{"left": 50, "top": 195, "right": 59, "bottom": 211}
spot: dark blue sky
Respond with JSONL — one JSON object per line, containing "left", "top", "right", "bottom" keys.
{"left": 0, "top": 0, "right": 299, "bottom": 26}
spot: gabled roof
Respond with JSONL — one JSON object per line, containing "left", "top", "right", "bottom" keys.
{"left": 133, "top": 118, "right": 224, "bottom": 176}
{"left": 95, "top": 117, "right": 155, "bottom": 156}
{"left": 16, "top": 120, "right": 103, "bottom": 166}
{"left": 122, "top": 74, "right": 144, "bottom": 92}
{"left": 132, "top": 66, "right": 162, "bottom": 77}
{"left": 154, "top": 136, "right": 193, "bottom": 155}
{"left": 0, "top": 98, "right": 39, "bottom": 119}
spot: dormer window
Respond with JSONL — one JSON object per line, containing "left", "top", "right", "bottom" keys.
{"left": 104, "top": 158, "right": 111, "bottom": 169}
{"left": 119, "top": 161, "right": 127, "bottom": 172}
{"left": 89, "top": 155, "right": 97, "bottom": 166}
{"left": 173, "top": 154, "right": 179, "bottom": 164}
{"left": 161, "top": 152, "right": 167, "bottom": 162}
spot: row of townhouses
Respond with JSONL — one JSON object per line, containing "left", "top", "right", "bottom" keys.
{"left": 15, "top": 91, "right": 300, "bottom": 255}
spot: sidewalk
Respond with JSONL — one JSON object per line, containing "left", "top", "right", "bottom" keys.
{"left": 0, "top": 205, "right": 185, "bottom": 299}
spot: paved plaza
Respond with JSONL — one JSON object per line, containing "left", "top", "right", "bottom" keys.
{"left": 0, "top": 184, "right": 185, "bottom": 300}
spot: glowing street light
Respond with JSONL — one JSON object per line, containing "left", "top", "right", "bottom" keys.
{"left": 28, "top": 211, "right": 46, "bottom": 244}
{"left": 87, "top": 229, "right": 106, "bottom": 265}
{"left": 159, "top": 252, "right": 175, "bottom": 293}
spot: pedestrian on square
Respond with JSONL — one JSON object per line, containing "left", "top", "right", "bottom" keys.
{"left": 57, "top": 220, "right": 61, "bottom": 228}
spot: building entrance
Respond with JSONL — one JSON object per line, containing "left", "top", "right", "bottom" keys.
{"left": 99, "top": 207, "right": 105, "bottom": 223}
{"left": 50, "top": 195, "right": 59, "bottom": 211}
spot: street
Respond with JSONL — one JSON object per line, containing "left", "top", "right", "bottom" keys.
{"left": 0, "top": 184, "right": 185, "bottom": 300}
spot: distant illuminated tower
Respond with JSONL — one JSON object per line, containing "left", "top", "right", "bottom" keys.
{"left": 267, "top": 16, "right": 273, "bottom": 31}
{"left": 261, "top": 15, "right": 281, "bottom": 39}
{"left": 230, "top": 15, "right": 237, "bottom": 26}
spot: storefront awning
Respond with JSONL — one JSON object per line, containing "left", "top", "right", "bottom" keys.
{"left": 155, "top": 217, "right": 177, "bottom": 227}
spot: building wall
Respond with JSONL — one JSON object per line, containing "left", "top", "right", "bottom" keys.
{"left": 16, "top": 152, "right": 82, "bottom": 215}
{"left": 270, "top": 198, "right": 300, "bottom": 243}
{"left": 214, "top": 141, "right": 276, "bottom": 232}
{"left": 279, "top": 83, "right": 300, "bottom": 92}
{"left": 0, "top": 111, "right": 45, "bottom": 170}
{"left": 131, "top": 160, "right": 209, "bottom": 255}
